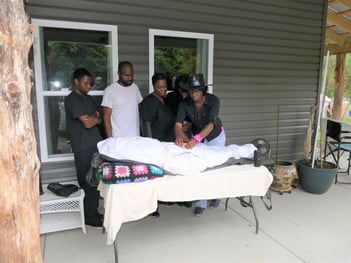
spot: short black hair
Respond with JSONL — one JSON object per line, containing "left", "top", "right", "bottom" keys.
{"left": 73, "top": 68, "right": 91, "bottom": 81}
{"left": 175, "top": 75, "right": 189, "bottom": 91}
{"left": 118, "top": 61, "right": 133, "bottom": 72}
{"left": 151, "top": 73, "right": 167, "bottom": 86}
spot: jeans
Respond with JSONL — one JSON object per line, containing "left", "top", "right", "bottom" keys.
{"left": 196, "top": 130, "right": 226, "bottom": 208}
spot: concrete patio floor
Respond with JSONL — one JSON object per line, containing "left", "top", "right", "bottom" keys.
{"left": 40, "top": 171, "right": 351, "bottom": 263}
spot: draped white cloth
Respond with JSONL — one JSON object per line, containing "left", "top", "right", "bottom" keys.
{"left": 98, "top": 164, "right": 273, "bottom": 245}
{"left": 97, "top": 136, "right": 257, "bottom": 175}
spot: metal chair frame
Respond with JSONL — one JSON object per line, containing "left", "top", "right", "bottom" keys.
{"left": 323, "top": 119, "right": 351, "bottom": 184}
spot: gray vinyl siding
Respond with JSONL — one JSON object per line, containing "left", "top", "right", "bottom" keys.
{"left": 26, "top": 0, "right": 327, "bottom": 181}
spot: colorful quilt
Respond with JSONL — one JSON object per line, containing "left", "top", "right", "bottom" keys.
{"left": 98, "top": 162, "right": 164, "bottom": 184}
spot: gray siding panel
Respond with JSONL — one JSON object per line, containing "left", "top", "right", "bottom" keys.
{"left": 26, "top": 0, "right": 326, "bottom": 180}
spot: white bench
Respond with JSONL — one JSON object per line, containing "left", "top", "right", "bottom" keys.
{"left": 40, "top": 183, "right": 86, "bottom": 234}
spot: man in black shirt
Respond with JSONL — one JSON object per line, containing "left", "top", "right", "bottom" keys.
{"left": 65, "top": 68, "right": 103, "bottom": 227}
{"left": 174, "top": 74, "right": 226, "bottom": 216}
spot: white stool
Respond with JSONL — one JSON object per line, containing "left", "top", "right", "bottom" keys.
{"left": 40, "top": 184, "right": 87, "bottom": 234}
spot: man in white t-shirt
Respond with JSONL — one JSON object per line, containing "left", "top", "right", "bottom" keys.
{"left": 102, "top": 61, "right": 143, "bottom": 137}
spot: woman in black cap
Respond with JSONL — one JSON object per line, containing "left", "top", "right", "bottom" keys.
{"left": 174, "top": 73, "right": 226, "bottom": 216}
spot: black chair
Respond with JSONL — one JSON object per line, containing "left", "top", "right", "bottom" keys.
{"left": 324, "top": 119, "right": 351, "bottom": 184}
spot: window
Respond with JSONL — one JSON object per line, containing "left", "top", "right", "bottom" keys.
{"left": 32, "top": 19, "right": 118, "bottom": 162}
{"left": 149, "top": 29, "right": 214, "bottom": 93}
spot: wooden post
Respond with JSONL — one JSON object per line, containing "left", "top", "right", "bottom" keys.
{"left": 0, "top": 0, "right": 42, "bottom": 262}
{"left": 332, "top": 53, "right": 345, "bottom": 120}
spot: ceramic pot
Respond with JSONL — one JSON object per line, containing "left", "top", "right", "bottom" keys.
{"left": 271, "top": 160, "right": 297, "bottom": 193}
{"left": 295, "top": 160, "right": 337, "bottom": 194}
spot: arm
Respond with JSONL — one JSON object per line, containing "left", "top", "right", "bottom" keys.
{"left": 79, "top": 111, "right": 101, "bottom": 129}
{"left": 103, "top": 107, "right": 113, "bottom": 138}
{"left": 183, "top": 122, "right": 214, "bottom": 149}
{"left": 174, "top": 101, "right": 190, "bottom": 146}
{"left": 183, "top": 95, "right": 219, "bottom": 149}
{"left": 182, "top": 121, "right": 192, "bottom": 132}
{"left": 175, "top": 122, "right": 190, "bottom": 146}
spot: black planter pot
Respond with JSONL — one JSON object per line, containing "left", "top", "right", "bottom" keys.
{"left": 295, "top": 160, "right": 337, "bottom": 194}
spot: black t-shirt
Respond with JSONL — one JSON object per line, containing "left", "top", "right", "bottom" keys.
{"left": 176, "top": 94, "right": 223, "bottom": 141}
{"left": 140, "top": 94, "right": 175, "bottom": 142}
{"left": 64, "top": 91, "right": 103, "bottom": 153}
{"left": 165, "top": 91, "right": 183, "bottom": 115}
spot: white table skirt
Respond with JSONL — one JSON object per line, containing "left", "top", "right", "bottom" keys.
{"left": 98, "top": 164, "right": 273, "bottom": 245}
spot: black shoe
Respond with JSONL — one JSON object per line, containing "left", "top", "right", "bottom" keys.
{"left": 86, "top": 218, "right": 103, "bottom": 227}
{"left": 184, "top": 201, "right": 192, "bottom": 208}
{"left": 194, "top": 207, "right": 205, "bottom": 217}
{"left": 177, "top": 202, "right": 192, "bottom": 208}
{"left": 86, "top": 213, "right": 104, "bottom": 227}
{"left": 158, "top": 201, "right": 175, "bottom": 207}
{"left": 86, "top": 221, "right": 103, "bottom": 227}
{"left": 149, "top": 211, "right": 160, "bottom": 217}
{"left": 96, "top": 213, "right": 104, "bottom": 221}
{"left": 209, "top": 199, "right": 221, "bottom": 209}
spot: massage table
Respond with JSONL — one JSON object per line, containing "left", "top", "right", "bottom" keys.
{"left": 98, "top": 163, "right": 273, "bottom": 263}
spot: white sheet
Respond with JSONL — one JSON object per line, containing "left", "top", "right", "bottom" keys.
{"left": 98, "top": 164, "right": 273, "bottom": 245}
{"left": 97, "top": 136, "right": 257, "bottom": 175}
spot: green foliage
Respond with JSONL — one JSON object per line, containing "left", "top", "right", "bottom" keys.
{"left": 155, "top": 47, "right": 196, "bottom": 78}
{"left": 46, "top": 41, "right": 109, "bottom": 88}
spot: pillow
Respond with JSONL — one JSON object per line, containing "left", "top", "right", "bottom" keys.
{"left": 98, "top": 161, "right": 164, "bottom": 184}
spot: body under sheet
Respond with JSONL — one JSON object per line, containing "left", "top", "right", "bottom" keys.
{"left": 97, "top": 136, "right": 257, "bottom": 175}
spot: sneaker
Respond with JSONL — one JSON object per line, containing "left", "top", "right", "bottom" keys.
{"left": 209, "top": 199, "right": 221, "bottom": 209}
{"left": 193, "top": 207, "right": 205, "bottom": 217}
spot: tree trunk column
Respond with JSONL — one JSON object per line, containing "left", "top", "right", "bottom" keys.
{"left": 332, "top": 53, "right": 346, "bottom": 120}
{"left": 0, "top": 0, "right": 42, "bottom": 262}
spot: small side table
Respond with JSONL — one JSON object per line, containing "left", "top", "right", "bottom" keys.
{"left": 40, "top": 184, "right": 87, "bottom": 234}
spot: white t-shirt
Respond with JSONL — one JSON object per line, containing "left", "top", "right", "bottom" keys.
{"left": 101, "top": 82, "right": 143, "bottom": 137}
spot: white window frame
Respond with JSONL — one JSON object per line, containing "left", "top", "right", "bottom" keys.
{"left": 149, "top": 29, "right": 214, "bottom": 93}
{"left": 32, "top": 19, "right": 118, "bottom": 163}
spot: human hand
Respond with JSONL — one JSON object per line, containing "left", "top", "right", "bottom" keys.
{"left": 81, "top": 114, "right": 89, "bottom": 121}
{"left": 175, "top": 137, "right": 184, "bottom": 147}
{"left": 184, "top": 138, "right": 196, "bottom": 149}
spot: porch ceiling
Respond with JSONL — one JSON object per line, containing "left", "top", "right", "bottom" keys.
{"left": 326, "top": 0, "right": 351, "bottom": 54}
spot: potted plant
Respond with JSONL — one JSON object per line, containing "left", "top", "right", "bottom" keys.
{"left": 295, "top": 101, "right": 338, "bottom": 194}
{"left": 270, "top": 105, "right": 297, "bottom": 194}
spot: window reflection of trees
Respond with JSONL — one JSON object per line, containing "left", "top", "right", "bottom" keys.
{"left": 42, "top": 28, "right": 110, "bottom": 155}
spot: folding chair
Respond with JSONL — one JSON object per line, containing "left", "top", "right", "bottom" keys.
{"left": 324, "top": 119, "right": 351, "bottom": 184}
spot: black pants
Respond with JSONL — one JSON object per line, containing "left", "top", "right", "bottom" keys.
{"left": 74, "top": 146, "right": 100, "bottom": 224}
